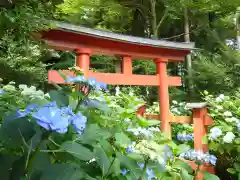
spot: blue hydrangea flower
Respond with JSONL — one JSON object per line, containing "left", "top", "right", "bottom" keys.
{"left": 209, "top": 155, "right": 217, "bottom": 166}
{"left": 146, "top": 168, "right": 155, "bottom": 180}
{"left": 70, "top": 112, "right": 87, "bottom": 135}
{"left": 32, "top": 103, "right": 69, "bottom": 133}
{"left": 83, "top": 99, "right": 108, "bottom": 112}
{"left": 16, "top": 104, "right": 38, "bottom": 119}
{"left": 237, "top": 122, "right": 240, "bottom": 132}
{"left": 121, "top": 168, "right": 128, "bottom": 176}
{"left": 209, "top": 127, "right": 222, "bottom": 140}
{"left": 179, "top": 149, "right": 217, "bottom": 166}
{"left": 65, "top": 76, "right": 86, "bottom": 83}
{"left": 126, "top": 146, "right": 134, "bottom": 153}
{"left": 31, "top": 102, "right": 87, "bottom": 134}
{"left": 137, "top": 162, "right": 145, "bottom": 169}
{"left": 163, "top": 145, "right": 173, "bottom": 161}
{"left": 87, "top": 78, "right": 96, "bottom": 86}
{"left": 95, "top": 82, "right": 107, "bottom": 90}
{"left": 0, "top": 89, "right": 4, "bottom": 95}
{"left": 177, "top": 133, "right": 194, "bottom": 142}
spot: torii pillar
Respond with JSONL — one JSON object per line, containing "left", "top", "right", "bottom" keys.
{"left": 155, "top": 58, "right": 171, "bottom": 137}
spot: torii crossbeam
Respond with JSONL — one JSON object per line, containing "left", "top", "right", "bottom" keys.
{"left": 40, "top": 21, "right": 195, "bottom": 137}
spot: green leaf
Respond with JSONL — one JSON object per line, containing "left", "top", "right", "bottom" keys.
{"left": 202, "top": 135, "right": 208, "bottom": 145}
{"left": 118, "top": 155, "right": 141, "bottom": 179}
{"left": 172, "top": 159, "right": 193, "bottom": 173}
{"left": 40, "top": 164, "right": 84, "bottom": 180}
{"left": 60, "top": 141, "right": 95, "bottom": 161}
{"left": 203, "top": 171, "right": 220, "bottom": 180}
{"left": 0, "top": 155, "right": 19, "bottom": 180}
{"left": 127, "top": 153, "right": 144, "bottom": 161}
{"left": 28, "top": 152, "right": 51, "bottom": 178}
{"left": 146, "top": 120, "right": 161, "bottom": 126}
{"left": 176, "top": 144, "right": 190, "bottom": 155}
{"left": 0, "top": 117, "right": 35, "bottom": 148}
{"left": 94, "top": 146, "right": 110, "bottom": 176}
{"left": 79, "top": 124, "right": 111, "bottom": 145}
{"left": 109, "top": 157, "right": 121, "bottom": 176}
{"left": 227, "top": 168, "right": 237, "bottom": 174}
{"left": 98, "top": 139, "right": 114, "bottom": 154}
{"left": 115, "top": 132, "right": 131, "bottom": 148}
{"left": 180, "top": 168, "right": 193, "bottom": 180}
{"left": 49, "top": 90, "right": 69, "bottom": 106}
{"left": 234, "top": 163, "right": 240, "bottom": 172}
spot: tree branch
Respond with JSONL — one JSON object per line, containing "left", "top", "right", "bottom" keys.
{"left": 162, "top": 26, "right": 202, "bottom": 40}
{"left": 156, "top": 8, "right": 169, "bottom": 31}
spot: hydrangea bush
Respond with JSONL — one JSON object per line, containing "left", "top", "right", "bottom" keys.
{"left": 0, "top": 70, "right": 214, "bottom": 179}
{"left": 146, "top": 101, "right": 193, "bottom": 143}
{"left": 204, "top": 93, "right": 240, "bottom": 177}
{"left": 147, "top": 92, "right": 240, "bottom": 178}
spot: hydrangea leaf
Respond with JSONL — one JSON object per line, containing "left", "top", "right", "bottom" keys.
{"left": 40, "top": 164, "right": 84, "bottom": 180}
{"left": 203, "top": 171, "right": 220, "bottom": 180}
{"left": 175, "top": 144, "right": 190, "bottom": 155}
{"left": 93, "top": 146, "right": 111, "bottom": 176}
{"left": 49, "top": 90, "right": 69, "bottom": 107}
{"left": 79, "top": 124, "right": 111, "bottom": 145}
{"left": 60, "top": 141, "right": 95, "bottom": 161}
{"left": 0, "top": 117, "right": 35, "bottom": 148}
{"left": 114, "top": 132, "right": 131, "bottom": 148}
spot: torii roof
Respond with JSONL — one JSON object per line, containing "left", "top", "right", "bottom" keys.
{"left": 40, "top": 21, "right": 196, "bottom": 61}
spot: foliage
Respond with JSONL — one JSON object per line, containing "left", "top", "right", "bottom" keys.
{"left": 1, "top": 69, "right": 220, "bottom": 179}
{"left": 0, "top": 0, "right": 58, "bottom": 86}
{"left": 204, "top": 92, "right": 240, "bottom": 178}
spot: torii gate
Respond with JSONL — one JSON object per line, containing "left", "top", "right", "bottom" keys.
{"left": 40, "top": 22, "right": 195, "bottom": 138}
{"left": 40, "top": 22, "right": 215, "bottom": 179}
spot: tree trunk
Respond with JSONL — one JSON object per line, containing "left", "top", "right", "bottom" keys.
{"left": 237, "top": 7, "right": 240, "bottom": 50}
{"left": 150, "top": 0, "right": 158, "bottom": 39}
{"left": 184, "top": 7, "right": 194, "bottom": 99}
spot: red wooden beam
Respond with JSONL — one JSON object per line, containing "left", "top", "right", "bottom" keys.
{"left": 48, "top": 70, "right": 181, "bottom": 86}
{"left": 42, "top": 30, "right": 188, "bottom": 61}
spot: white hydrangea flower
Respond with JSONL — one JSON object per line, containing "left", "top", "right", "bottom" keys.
{"left": 172, "top": 100, "right": 178, "bottom": 105}
{"left": 223, "top": 111, "right": 232, "bottom": 117}
{"left": 19, "top": 84, "right": 27, "bottom": 90}
{"left": 219, "top": 94, "right": 225, "bottom": 99}
{"left": 216, "top": 105, "right": 223, "bottom": 110}
{"left": 20, "top": 85, "right": 44, "bottom": 99}
{"left": 44, "top": 93, "right": 51, "bottom": 98}
{"left": 129, "top": 91, "right": 134, "bottom": 96}
{"left": 223, "top": 132, "right": 235, "bottom": 143}
{"left": 124, "top": 118, "right": 131, "bottom": 123}
{"left": 3, "top": 84, "right": 16, "bottom": 92}
{"left": 115, "top": 86, "right": 120, "bottom": 96}
{"left": 225, "top": 118, "right": 233, "bottom": 122}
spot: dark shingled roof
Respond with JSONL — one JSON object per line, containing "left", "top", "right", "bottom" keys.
{"left": 53, "top": 21, "right": 196, "bottom": 51}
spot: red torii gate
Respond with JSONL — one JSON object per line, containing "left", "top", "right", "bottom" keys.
{"left": 40, "top": 22, "right": 215, "bottom": 179}
{"left": 40, "top": 22, "right": 195, "bottom": 138}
